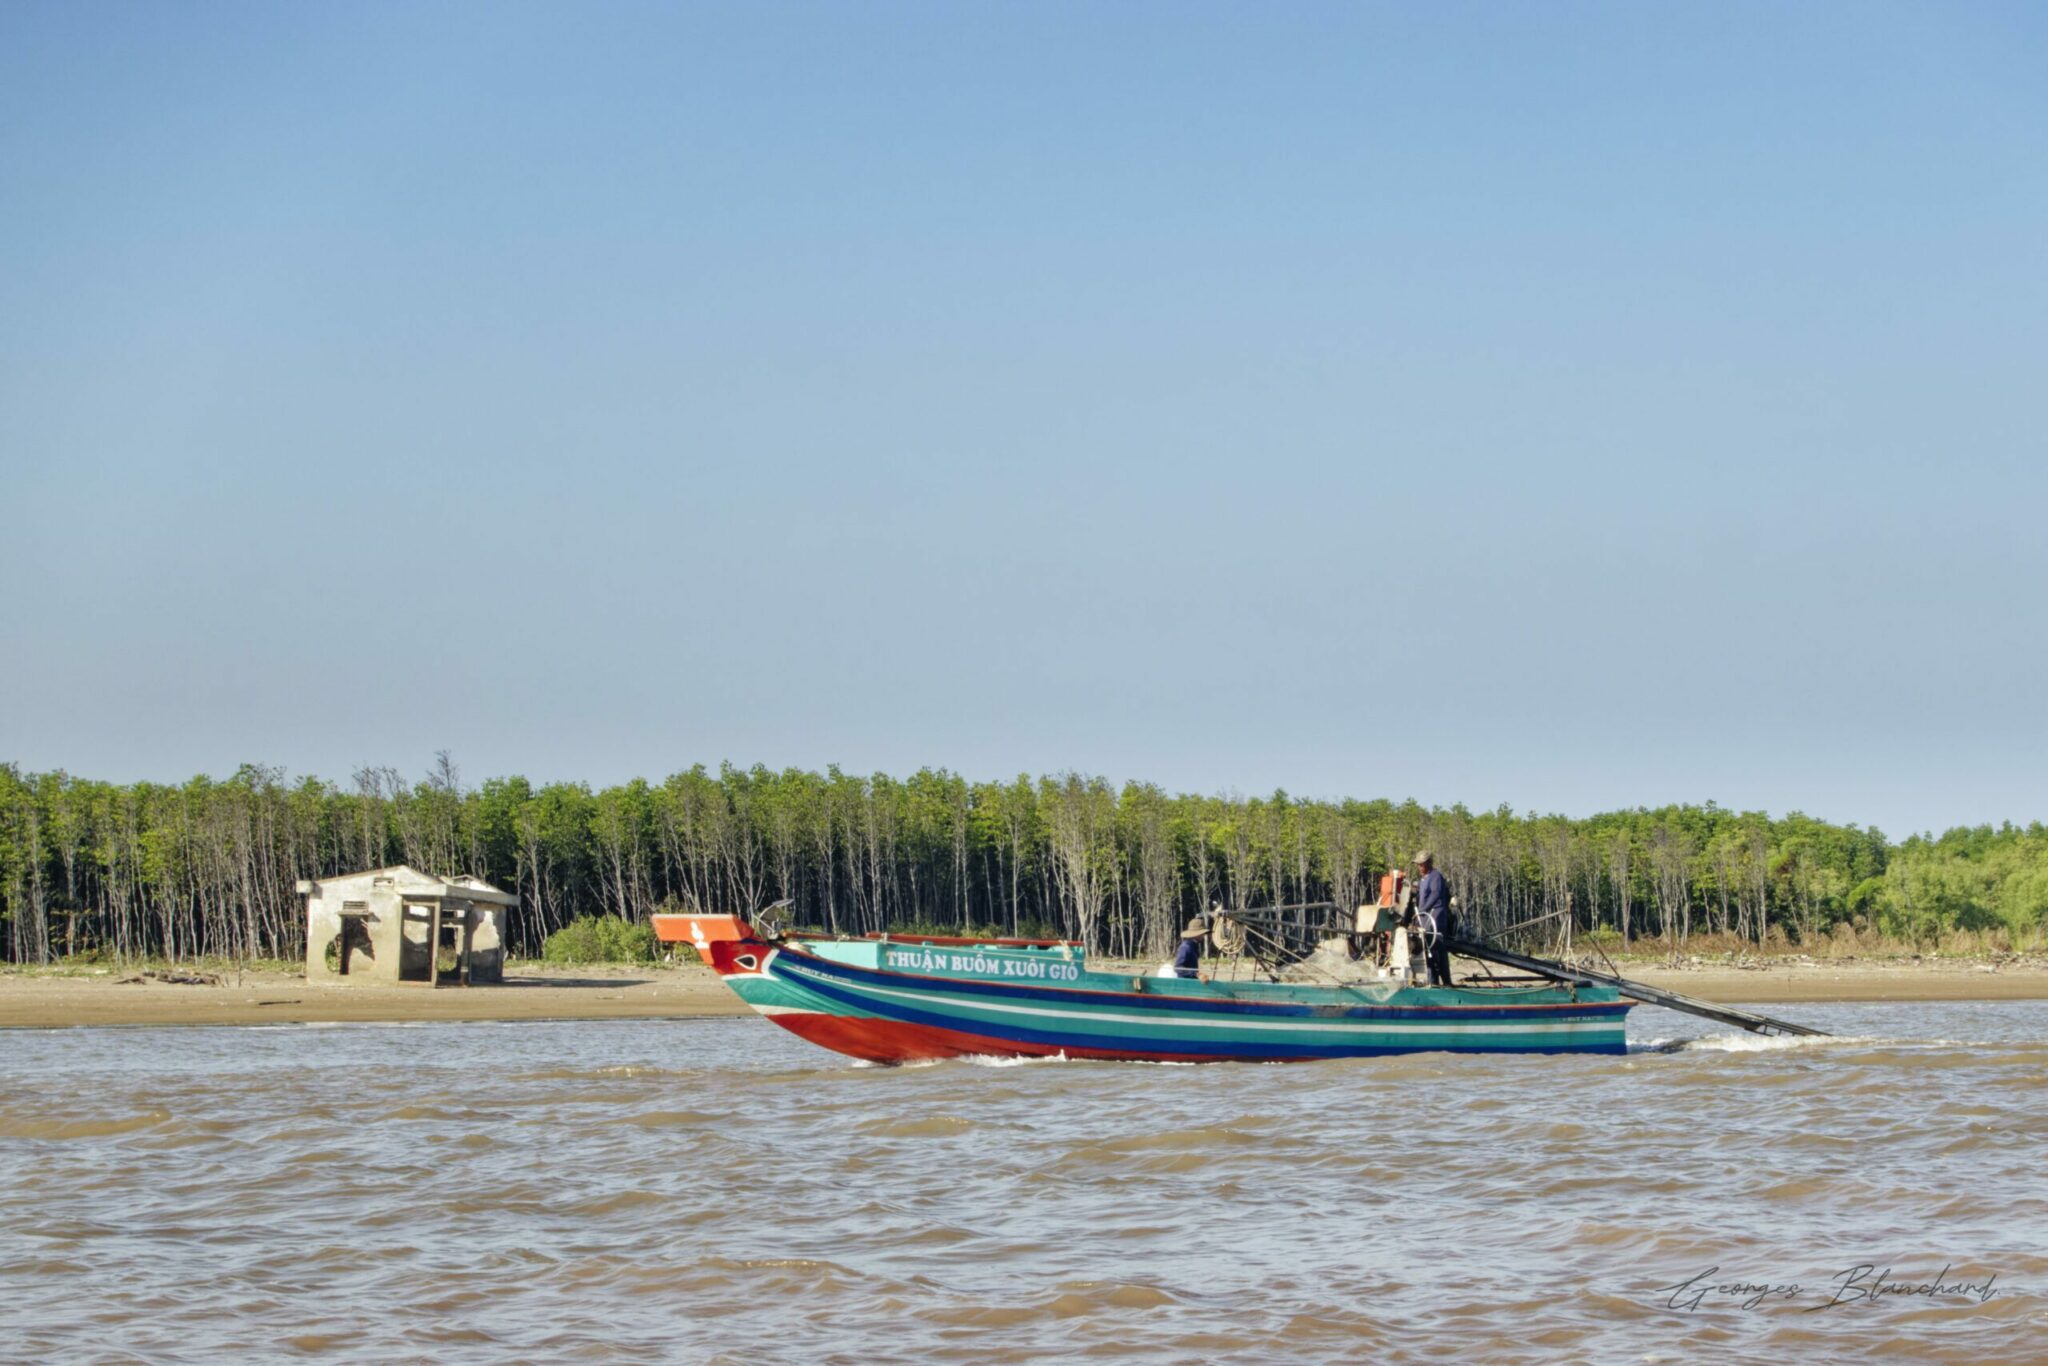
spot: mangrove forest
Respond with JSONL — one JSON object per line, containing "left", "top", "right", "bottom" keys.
{"left": 2, "top": 758, "right": 2043, "bottom": 965}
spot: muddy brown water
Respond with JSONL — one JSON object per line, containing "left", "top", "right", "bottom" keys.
{"left": 2, "top": 1005, "right": 2044, "bottom": 1363}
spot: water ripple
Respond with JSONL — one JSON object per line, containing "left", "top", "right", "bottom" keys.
{"left": 1, "top": 1005, "right": 2043, "bottom": 1361}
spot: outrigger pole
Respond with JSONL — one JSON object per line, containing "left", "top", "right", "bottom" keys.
{"left": 1445, "top": 936, "right": 1830, "bottom": 1038}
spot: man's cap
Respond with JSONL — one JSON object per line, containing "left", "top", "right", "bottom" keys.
{"left": 1181, "top": 915, "right": 1209, "bottom": 939}
{"left": 1413, "top": 850, "right": 1433, "bottom": 866}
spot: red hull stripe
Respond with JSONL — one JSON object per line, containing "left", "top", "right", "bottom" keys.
{"left": 769, "top": 1011, "right": 1228, "bottom": 1065}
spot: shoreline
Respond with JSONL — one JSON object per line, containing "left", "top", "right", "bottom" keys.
{"left": 0, "top": 963, "right": 752, "bottom": 1030}
{"left": 3, "top": 956, "right": 2046, "bottom": 1030}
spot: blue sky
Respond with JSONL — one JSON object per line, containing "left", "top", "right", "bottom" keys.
{"left": 3, "top": 2, "right": 2044, "bottom": 838}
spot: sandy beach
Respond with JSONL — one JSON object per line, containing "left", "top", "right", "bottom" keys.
{"left": 3, "top": 954, "right": 2045, "bottom": 1029}
{"left": 0, "top": 962, "right": 751, "bottom": 1029}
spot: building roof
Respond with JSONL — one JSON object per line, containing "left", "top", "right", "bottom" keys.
{"left": 296, "top": 865, "right": 520, "bottom": 906}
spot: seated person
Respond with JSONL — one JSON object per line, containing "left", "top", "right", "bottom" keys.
{"left": 1172, "top": 915, "right": 1208, "bottom": 979}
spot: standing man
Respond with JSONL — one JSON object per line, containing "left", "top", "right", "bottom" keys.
{"left": 1414, "top": 851, "right": 1455, "bottom": 987}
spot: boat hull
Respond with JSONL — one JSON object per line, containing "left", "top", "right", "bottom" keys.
{"left": 660, "top": 916, "right": 1632, "bottom": 1065}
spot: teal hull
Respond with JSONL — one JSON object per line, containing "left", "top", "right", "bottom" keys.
{"left": 725, "top": 942, "right": 1633, "bottom": 1064}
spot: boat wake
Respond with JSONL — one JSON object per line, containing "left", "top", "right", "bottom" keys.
{"left": 1632, "top": 1032, "right": 1997, "bottom": 1054}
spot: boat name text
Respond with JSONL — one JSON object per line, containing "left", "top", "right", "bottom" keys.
{"left": 885, "top": 947, "right": 1081, "bottom": 982}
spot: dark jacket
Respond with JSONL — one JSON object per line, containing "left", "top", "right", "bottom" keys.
{"left": 1416, "top": 869, "right": 1452, "bottom": 932}
{"left": 1171, "top": 936, "right": 1202, "bottom": 976}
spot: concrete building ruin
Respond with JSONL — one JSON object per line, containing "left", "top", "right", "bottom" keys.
{"left": 299, "top": 866, "right": 517, "bottom": 985}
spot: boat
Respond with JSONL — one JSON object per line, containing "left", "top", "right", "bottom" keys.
{"left": 652, "top": 911, "right": 1634, "bottom": 1064}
